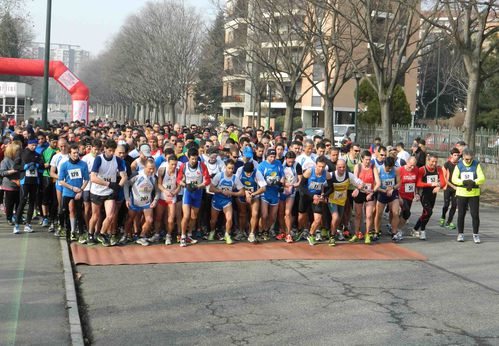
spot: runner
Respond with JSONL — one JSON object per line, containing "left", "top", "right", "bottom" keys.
{"left": 208, "top": 159, "right": 244, "bottom": 244}
{"left": 373, "top": 157, "right": 402, "bottom": 242}
{"left": 413, "top": 154, "right": 446, "bottom": 240}
{"left": 124, "top": 159, "right": 159, "bottom": 246}
{"left": 58, "top": 144, "right": 90, "bottom": 242}
{"left": 50, "top": 138, "right": 69, "bottom": 236}
{"left": 81, "top": 139, "right": 102, "bottom": 242}
{"left": 451, "top": 149, "right": 486, "bottom": 243}
{"left": 176, "top": 147, "right": 211, "bottom": 247}
{"left": 398, "top": 157, "right": 419, "bottom": 232}
{"left": 439, "top": 148, "right": 460, "bottom": 230}
{"left": 40, "top": 134, "right": 58, "bottom": 229}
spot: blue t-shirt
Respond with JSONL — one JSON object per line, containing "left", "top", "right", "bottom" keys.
{"left": 59, "top": 160, "right": 90, "bottom": 198}
{"left": 258, "top": 160, "right": 284, "bottom": 198}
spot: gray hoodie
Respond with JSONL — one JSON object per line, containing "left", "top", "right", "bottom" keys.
{"left": 0, "top": 157, "right": 20, "bottom": 190}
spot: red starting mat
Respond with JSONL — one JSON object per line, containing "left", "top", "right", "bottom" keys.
{"left": 71, "top": 242, "right": 427, "bottom": 266}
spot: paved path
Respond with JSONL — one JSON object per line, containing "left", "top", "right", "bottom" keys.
{"left": 76, "top": 198, "right": 499, "bottom": 345}
{"left": 0, "top": 221, "right": 71, "bottom": 346}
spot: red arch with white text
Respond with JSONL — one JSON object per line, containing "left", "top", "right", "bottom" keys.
{"left": 0, "top": 57, "right": 89, "bottom": 123}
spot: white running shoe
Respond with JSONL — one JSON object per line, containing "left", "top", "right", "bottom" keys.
{"left": 419, "top": 230, "right": 426, "bottom": 240}
{"left": 457, "top": 233, "right": 465, "bottom": 242}
{"left": 24, "top": 224, "right": 33, "bottom": 233}
{"left": 412, "top": 229, "right": 419, "bottom": 238}
{"left": 148, "top": 233, "right": 161, "bottom": 243}
{"left": 315, "top": 231, "right": 322, "bottom": 242}
{"left": 396, "top": 230, "right": 404, "bottom": 241}
{"left": 473, "top": 234, "right": 481, "bottom": 244}
{"left": 248, "top": 233, "right": 256, "bottom": 243}
{"left": 136, "top": 238, "right": 149, "bottom": 246}
{"left": 13, "top": 224, "right": 20, "bottom": 234}
{"left": 165, "top": 234, "right": 172, "bottom": 245}
{"left": 337, "top": 231, "right": 345, "bottom": 241}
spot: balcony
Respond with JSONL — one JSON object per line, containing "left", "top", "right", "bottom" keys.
{"left": 222, "top": 95, "right": 245, "bottom": 103}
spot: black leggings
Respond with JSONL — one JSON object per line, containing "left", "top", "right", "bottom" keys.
{"left": 441, "top": 188, "right": 457, "bottom": 223}
{"left": 4, "top": 189, "right": 19, "bottom": 221}
{"left": 457, "top": 196, "right": 480, "bottom": 234}
{"left": 16, "top": 184, "right": 38, "bottom": 224}
{"left": 414, "top": 192, "right": 436, "bottom": 231}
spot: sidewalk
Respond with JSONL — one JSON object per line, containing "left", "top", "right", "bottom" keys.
{"left": 0, "top": 219, "right": 71, "bottom": 346}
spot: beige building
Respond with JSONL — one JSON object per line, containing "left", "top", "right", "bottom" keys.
{"left": 222, "top": 0, "right": 418, "bottom": 129}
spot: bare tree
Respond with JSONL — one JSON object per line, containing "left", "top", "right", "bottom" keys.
{"left": 420, "top": 0, "right": 499, "bottom": 149}
{"left": 331, "top": 0, "right": 438, "bottom": 144}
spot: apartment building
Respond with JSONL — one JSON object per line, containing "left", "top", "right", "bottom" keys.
{"left": 28, "top": 42, "right": 90, "bottom": 75}
{"left": 222, "top": 0, "right": 418, "bottom": 129}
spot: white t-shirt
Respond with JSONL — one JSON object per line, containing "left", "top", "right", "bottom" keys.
{"left": 81, "top": 153, "right": 96, "bottom": 191}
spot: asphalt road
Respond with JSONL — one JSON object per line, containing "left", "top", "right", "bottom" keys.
{"left": 77, "top": 199, "right": 499, "bottom": 346}
{"left": 0, "top": 224, "right": 70, "bottom": 346}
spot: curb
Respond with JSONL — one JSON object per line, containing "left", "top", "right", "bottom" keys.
{"left": 60, "top": 239, "right": 85, "bottom": 346}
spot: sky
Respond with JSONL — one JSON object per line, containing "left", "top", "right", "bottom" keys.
{"left": 27, "top": 0, "right": 216, "bottom": 56}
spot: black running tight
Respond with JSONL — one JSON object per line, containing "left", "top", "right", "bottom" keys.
{"left": 441, "top": 189, "right": 457, "bottom": 223}
{"left": 16, "top": 184, "right": 38, "bottom": 224}
{"left": 457, "top": 196, "right": 480, "bottom": 234}
{"left": 414, "top": 193, "right": 436, "bottom": 231}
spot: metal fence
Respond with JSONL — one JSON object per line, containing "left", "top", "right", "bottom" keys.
{"left": 356, "top": 124, "right": 499, "bottom": 164}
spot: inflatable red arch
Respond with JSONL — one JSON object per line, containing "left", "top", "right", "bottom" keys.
{"left": 0, "top": 57, "right": 89, "bottom": 123}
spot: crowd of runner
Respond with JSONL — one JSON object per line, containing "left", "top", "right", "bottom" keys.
{"left": 0, "top": 119, "right": 486, "bottom": 247}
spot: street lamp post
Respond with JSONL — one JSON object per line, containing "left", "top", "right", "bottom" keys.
{"left": 41, "top": 0, "right": 52, "bottom": 129}
{"left": 354, "top": 72, "right": 361, "bottom": 142}
{"left": 435, "top": 41, "right": 441, "bottom": 127}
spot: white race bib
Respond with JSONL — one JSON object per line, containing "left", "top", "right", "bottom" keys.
{"left": 364, "top": 183, "right": 372, "bottom": 192}
{"left": 68, "top": 169, "right": 82, "bottom": 179}
{"left": 427, "top": 175, "right": 438, "bottom": 184}
{"left": 384, "top": 178, "right": 395, "bottom": 187}
{"left": 25, "top": 169, "right": 38, "bottom": 177}
{"left": 405, "top": 183, "right": 415, "bottom": 193}
{"left": 461, "top": 172, "right": 474, "bottom": 181}
{"left": 334, "top": 191, "right": 346, "bottom": 200}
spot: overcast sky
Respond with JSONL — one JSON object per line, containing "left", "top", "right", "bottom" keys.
{"left": 28, "top": 0, "right": 216, "bottom": 56}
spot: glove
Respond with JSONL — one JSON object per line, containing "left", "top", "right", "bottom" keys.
{"left": 463, "top": 180, "right": 475, "bottom": 191}
{"left": 275, "top": 181, "right": 284, "bottom": 193}
{"left": 108, "top": 182, "right": 120, "bottom": 191}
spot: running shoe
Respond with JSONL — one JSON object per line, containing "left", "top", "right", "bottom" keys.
{"left": 42, "top": 218, "right": 49, "bottom": 227}
{"left": 261, "top": 231, "right": 270, "bottom": 241}
{"left": 285, "top": 234, "right": 293, "bottom": 243}
{"left": 396, "top": 230, "right": 404, "bottom": 241}
{"left": 179, "top": 237, "right": 187, "bottom": 247}
{"left": 148, "top": 233, "right": 161, "bottom": 243}
{"left": 110, "top": 234, "right": 120, "bottom": 246}
{"left": 315, "top": 231, "right": 322, "bottom": 242}
{"left": 234, "top": 230, "right": 246, "bottom": 241}
{"left": 295, "top": 229, "right": 309, "bottom": 241}
{"left": 419, "top": 230, "right": 426, "bottom": 240}
{"left": 337, "top": 231, "right": 345, "bottom": 241}
{"left": 224, "top": 234, "right": 234, "bottom": 245}
{"left": 328, "top": 237, "right": 336, "bottom": 247}
{"left": 457, "top": 233, "right": 464, "bottom": 242}
{"left": 24, "top": 224, "right": 33, "bottom": 233}
{"left": 208, "top": 230, "right": 216, "bottom": 241}
{"left": 186, "top": 236, "right": 198, "bottom": 244}
{"left": 446, "top": 222, "right": 456, "bottom": 230}
{"left": 364, "top": 232, "right": 371, "bottom": 245}
{"left": 411, "top": 229, "right": 419, "bottom": 238}
{"left": 70, "top": 232, "right": 78, "bottom": 241}
{"left": 78, "top": 234, "right": 88, "bottom": 244}
{"left": 372, "top": 233, "right": 380, "bottom": 242}
{"left": 343, "top": 229, "right": 351, "bottom": 239}
{"left": 276, "top": 232, "right": 286, "bottom": 241}
{"left": 391, "top": 234, "right": 400, "bottom": 242}
{"left": 439, "top": 218, "right": 445, "bottom": 227}
{"left": 13, "top": 224, "right": 20, "bottom": 234}
{"left": 7, "top": 218, "right": 15, "bottom": 226}
{"left": 349, "top": 234, "right": 360, "bottom": 243}
{"left": 307, "top": 235, "right": 316, "bottom": 246}
{"left": 248, "top": 233, "right": 256, "bottom": 243}
{"left": 136, "top": 237, "right": 149, "bottom": 246}
{"left": 48, "top": 223, "right": 55, "bottom": 233}
{"left": 96, "top": 234, "right": 107, "bottom": 246}
{"left": 118, "top": 235, "right": 129, "bottom": 245}
{"left": 165, "top": 234, "right": 172, "bottom": 245}
{"left": 473, "top": 234, "right": 481, "bottom": 244}
{"left": 87, "top": 234, "right": 97, "bottom": 245}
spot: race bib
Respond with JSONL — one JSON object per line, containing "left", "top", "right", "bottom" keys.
{"left": 405, "top": 183, "right": 415, "bottom": 193}
{"left": 364, "top": 183, "right": 372, "bottom": 192}
{"left": 25, "top": 169, "right": 38, "bottom": 177}
{"left": 334, "top": 190, "right": 346, "bottom": 201}
{"left": 244, "top": 186, "right": 255, "bottom": 192}
{"left": 135, "top": 195, "right": 150, "bottom": 207}
{"left": 461, "top": 172, "right": 474, "bottom": 181}
{"left": 68, "top": 169, "right": 82, "bottom": 179}
{"left": 101, "top": 176, "right": 112, "bottom": 183}
{"left": 427, "top": 175, "right": 438, "bottom": 184}
{"left": 384, "top": 178, "right": 395, "bottom": 187}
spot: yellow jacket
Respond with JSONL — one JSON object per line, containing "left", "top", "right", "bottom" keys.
{"left": 451, "top": 159, "right": 486, "bottom": 197}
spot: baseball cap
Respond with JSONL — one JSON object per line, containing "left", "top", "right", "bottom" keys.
{"left": 267, "top": 148, "right": 276, "bottom": 156}
{"left": 243, "top": 146, "right": 253, "bottom": 159}
{"left": 140, "top": 144, "right": 152, "bottom": 157}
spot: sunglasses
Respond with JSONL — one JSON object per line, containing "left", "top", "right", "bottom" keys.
{"left": 354, "top": 149, "right": 360, "bottom": 153}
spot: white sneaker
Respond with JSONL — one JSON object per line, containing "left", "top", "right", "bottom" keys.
{"left": 412, "top": 229, "right": 419, "bottom": 238}
{"left": 248, "top": 233, "right": 256, "bottom": 243}
{"left": 419, "top": 230, "right": 426, "bottom": 240}
{"left": 473, "top": 234, "right": 481, "bottom": 244}
{"left": 136, "top": 238, "right": 149, "bottom": 246}
{"left": 148, "top": 233, "right": 160, "bottom": 243}
{"left": 165, "top": 234, "right": 172, "bottom": 245}
{"left": 24, "top": 224, "right": 33, "bottom": 233}
{"left": 13, "top": 224, "right": 20, "bottom": 234}
{"left": 337, "top": 231, "right": 345, "bottom": 241}
{"left": 315, "top": 232, "right": 322, "bottom": 242}
{"left": 457, "top": 233, "right": 465, "bottom": 242}
{"left": 396, "top": 230, "right": 404, "bottom": 241}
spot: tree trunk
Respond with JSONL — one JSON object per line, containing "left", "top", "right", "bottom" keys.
{"left": 464, "top": 69, "right": 479, "bottom": 151}
{"left": 283, "top": 101, "right": 295, "bottom": 135}
{"left": 379, "top": 96, "right": 392, "bottom": 145}
{"left": 140, "top": 104, "right": 146, "bottom": 124}
{"left": 257, "top": 97, "right": 262, "bottom": 128}
{"left": 169, "top": 102, "right": 176, "bottom": 124}
{"left": 323, "top": 97, "right": 334, "bottom": 141}
{"left": 158, "top": 103, "right": 165, "bottom": 124}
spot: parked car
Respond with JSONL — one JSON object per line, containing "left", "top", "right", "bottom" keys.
{"left": 293, "top": 125, "right": 356, "bottom": 146}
